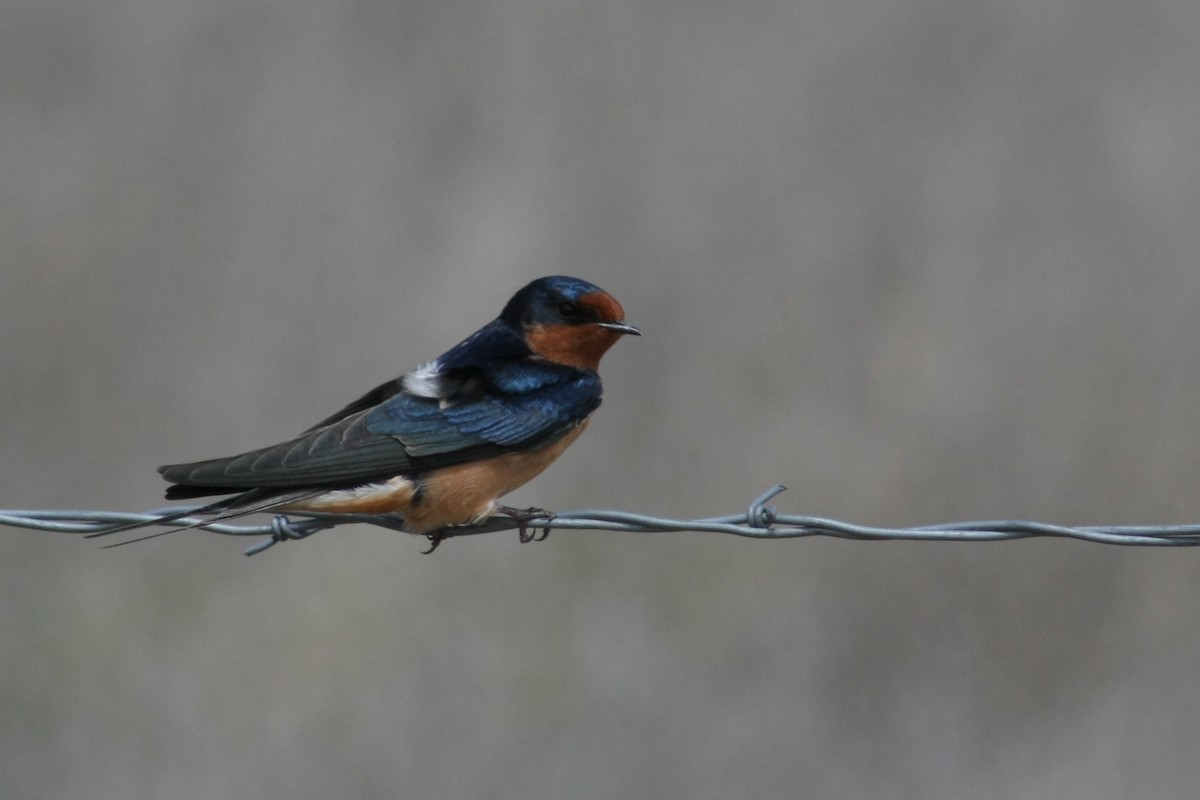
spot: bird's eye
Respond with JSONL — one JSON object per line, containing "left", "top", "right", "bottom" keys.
{"left": 557, "top": 301, "right": 582, "bottom": 320}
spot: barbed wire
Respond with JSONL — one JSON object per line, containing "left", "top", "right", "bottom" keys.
{"left": 4, "top": 486, "right": 1200, "bottom": 556}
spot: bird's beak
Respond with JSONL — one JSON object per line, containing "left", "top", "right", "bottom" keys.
{"left": 598, "top": 321, "right": 641, "bottom": 336}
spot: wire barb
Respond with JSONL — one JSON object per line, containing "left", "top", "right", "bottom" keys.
{"left": 747, "top": 484, "right": 786, "bottom": 528}
{"left": 5, "top": 487, "right": 1200, "bottom": 555}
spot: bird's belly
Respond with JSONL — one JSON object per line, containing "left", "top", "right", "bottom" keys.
{"left": 283, "top": 421, "right": 589, "bottom": 534}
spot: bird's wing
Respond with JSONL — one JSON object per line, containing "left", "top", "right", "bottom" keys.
{"left": 298, "top": 377, "right": 404, "bottom": 434}
{"left": 159, "top": 364, "right": 601, "bottom": 491}
{"left": 296, "top": 319, "right": 531, "bottom": 434}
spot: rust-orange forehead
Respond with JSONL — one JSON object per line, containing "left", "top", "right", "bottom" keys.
{"left": 579, "top": 290, "right": 626, "bottom": 322}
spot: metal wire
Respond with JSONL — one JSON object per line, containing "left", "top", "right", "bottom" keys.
{"left": 5, "top": 486, "right": 1200, "bottom": 556}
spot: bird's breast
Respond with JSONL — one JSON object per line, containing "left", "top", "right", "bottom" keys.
{"left": 284, "top": 420, "right": 590, "bottom": 534}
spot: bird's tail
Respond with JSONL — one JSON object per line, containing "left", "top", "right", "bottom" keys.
{"left": 87, "top": 489, "right": 320, "bottom": 548}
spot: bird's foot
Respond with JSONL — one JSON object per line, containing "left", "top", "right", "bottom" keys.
{"left": 496, "top": 505, "right": 555, "bottom": 543}
{"left": 421, "top": 530, "right": 449, "bottom": 555}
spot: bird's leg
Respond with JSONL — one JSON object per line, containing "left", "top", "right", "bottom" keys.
{"left": 495, "top": 505, "right": 555, "bottom": 543}
{"left": 421, "top": 529, "right": 450, "bottom": 554}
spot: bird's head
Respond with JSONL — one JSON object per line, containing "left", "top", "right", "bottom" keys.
{"left": 501, "top": 276, "right": 640, "bottom": 370}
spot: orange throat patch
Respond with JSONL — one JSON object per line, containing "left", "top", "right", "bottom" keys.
{"left": 525, "top": 324, "right": 623, "bottom": 370}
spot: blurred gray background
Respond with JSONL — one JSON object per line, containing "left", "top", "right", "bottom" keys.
{"left": 3, "top": 0, "right": 1200, "bottom": 797}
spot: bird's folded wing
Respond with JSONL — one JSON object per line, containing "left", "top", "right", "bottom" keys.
{"left": 159, "top": 370, "right": 601, "bottom": 489}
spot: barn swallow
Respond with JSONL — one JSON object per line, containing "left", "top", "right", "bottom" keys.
{"left": 91, "top": 276, "right": 638, "bottom": 546}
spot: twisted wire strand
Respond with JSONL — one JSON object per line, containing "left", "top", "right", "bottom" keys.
{"left": 4, "top": 486, "right": 1200, "bottom": 556}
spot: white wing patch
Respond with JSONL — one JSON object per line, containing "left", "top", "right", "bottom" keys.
{"left": 402, "top": 359, "right": 446, "bottom": 398}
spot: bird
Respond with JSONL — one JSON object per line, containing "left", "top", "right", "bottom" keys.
{"left": 90, "top": 275, "right": 639, "bottom": 546}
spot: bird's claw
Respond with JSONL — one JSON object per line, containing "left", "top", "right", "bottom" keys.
{"left": 419, "top": 506, "right": 554, "bottom": 552}
{"left": 421, "top": 531, "right": 448, "bottom": 554}
{"left": 496, "top": 505, "right": 555, "bottom": 543}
